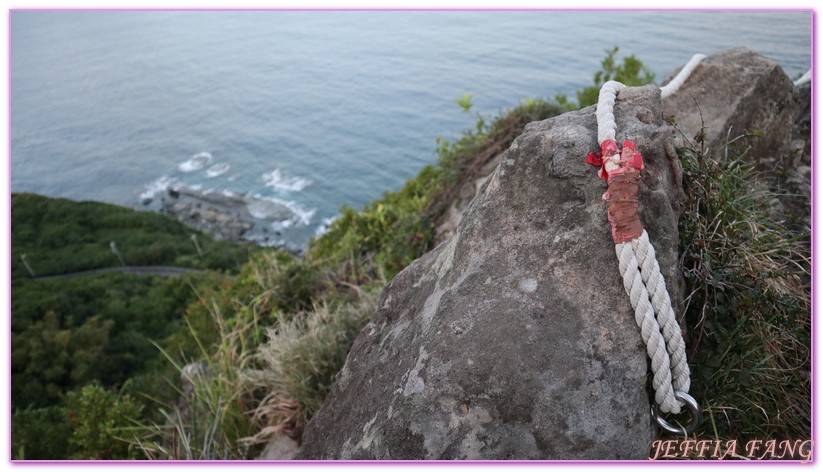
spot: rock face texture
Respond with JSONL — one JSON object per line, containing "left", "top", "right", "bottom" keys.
{"left": 297, "top": 85, "right": 686, "bottom": 460}
{"left": 434, "top": 153, "right": 503, "bottom": 245}
{"left": 662, "top": 48, "right": 810, "bottom": 227}
{"left": 661, "top": 47, "right": 796, "bottom": 171}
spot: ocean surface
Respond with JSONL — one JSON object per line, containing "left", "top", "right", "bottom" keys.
{"left": 10, "top": 11, "right": 812, "bottom": 248}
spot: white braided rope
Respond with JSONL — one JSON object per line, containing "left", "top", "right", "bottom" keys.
{"left": 616, "top": 243, "right": 681, "bottom": 414}
{"left": 596, "top": 81, "right": 625, "bottom": 144}
{"left": 793, "top": 69, "right": 811, "bottom": 86}
{"left": 659, "top": 54, "right": 706, "bottom": 98}
{"left": 595, "top": 55, "right": 706, "bottom": 414}
{"left": 631, "top": 230, "right": 691, "bottom": 394}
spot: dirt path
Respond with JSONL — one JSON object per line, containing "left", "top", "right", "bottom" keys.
{"left": 34, "top": 266, "right": 204, "bottom": 281}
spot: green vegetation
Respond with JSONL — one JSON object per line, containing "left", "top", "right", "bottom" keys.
{"left": 65, "top": 383, "right": 143, "bottom": 460}
{"left": 11, "top": 193, "right": 259, "bottom": 459}
{"left": 123, "top": 251, "right": 378, "bottom": 459}
{"left": 12, "top": 273, "right": 226, "bottom": 408}
{"left": 577, "top": 46, "right": 656, "bottom": 107}
{"left": 11, "top": 406, "right": 71, "bottom": 460}
{"left": 255, "top": 296, "right": 377, "bottom": 417}
{"left": 11, "top": 193, "right": 252, "bottom": 279}
{"left": 678, "top": 144, "right": 810, "bottom": 442}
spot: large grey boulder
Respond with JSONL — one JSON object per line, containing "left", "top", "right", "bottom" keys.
{"left": 662, "top": 48, "right": 810, "bottom": 228}
{"left": 661, "top": 47, "right": 796, "bottom": 171}
{"left": 297, "top": 85, "right": 685, "bottom": 460}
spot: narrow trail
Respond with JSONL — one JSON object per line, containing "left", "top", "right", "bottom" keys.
{"left": 33, "top": 266, "right": 204, "bottom": 281}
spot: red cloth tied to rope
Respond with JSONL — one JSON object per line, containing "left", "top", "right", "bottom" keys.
{"left": 586, "top": 139, "right": 645, "bottom": 244}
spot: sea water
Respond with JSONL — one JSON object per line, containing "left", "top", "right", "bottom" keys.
{"left": 10, "top": 11, "right": 812, "bottom": 248}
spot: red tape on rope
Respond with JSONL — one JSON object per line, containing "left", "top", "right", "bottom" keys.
{"left": 586, "top": 140, "right": 645, "bottom": 243}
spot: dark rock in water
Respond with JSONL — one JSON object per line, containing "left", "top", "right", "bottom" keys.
{"left": 297, "top": 85, "right": 686, "bottom": 460}
{"left": 661, "top": 47, "right": 796, "bottom": 171}
{"left": 158, "top": 187, "right": 302, "bottom": 246}
{"left": 168, "top": 188, "right": 180, "bottom": 199}
{"left": 172, "top": 204, "right": 253, "bottom": 241}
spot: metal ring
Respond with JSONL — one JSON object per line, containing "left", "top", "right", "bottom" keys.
{"left": 651, "top": 391, "right": 701, "bottom": 436}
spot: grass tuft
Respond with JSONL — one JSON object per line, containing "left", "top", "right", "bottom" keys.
{"left": 678, "top": 142, "right": 810, "bottom": 442}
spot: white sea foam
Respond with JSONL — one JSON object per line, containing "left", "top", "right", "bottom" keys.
{"left": 140, "top": 175, "right": 182, "bottom": 201}
{"left": 262, "top": 168, "right": 312, "bottom": 192}
{"left": 246, "top": 200, "right": 279, "bottom": 220}
{"left": 272, "top": 219, "right": 294, "bottom": 231}
{"left": 289, "top": 202, "right": 316, "bottom": 226}
{"left": 247, "top": 193, "right": 315, "bottom": 227}
{"left": 178, "top": 152, "right": 213, "bottom": 172}
{"left": 206, "top": 162, "right": 231, "bottom": 178}
{"left": 314, "top": 215, "right": 339, "bottom": 237}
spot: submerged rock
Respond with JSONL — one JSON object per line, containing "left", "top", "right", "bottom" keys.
{"left": 297, "top": 85, "right": 686, "bottom": 460}
{"left": 159, "top": 187, "right": 301, "bottom": 246}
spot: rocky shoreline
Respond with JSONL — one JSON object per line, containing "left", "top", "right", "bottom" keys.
{"left": 146, "top": 186, "right": 308, "bottom": 254}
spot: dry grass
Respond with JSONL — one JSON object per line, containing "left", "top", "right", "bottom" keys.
{"left": 241, "top": 293, "right": 377, "bottom": 448}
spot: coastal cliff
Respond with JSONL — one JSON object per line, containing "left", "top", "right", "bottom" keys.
{"left": 296, "top": 48, "right": 810, "bottom": 460}
{"left": 12, "top": 48, "right": 810, "bottom": 460}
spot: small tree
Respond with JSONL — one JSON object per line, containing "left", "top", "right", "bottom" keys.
{"left": 577, "top": 46, "right": 655, "bottom": 107}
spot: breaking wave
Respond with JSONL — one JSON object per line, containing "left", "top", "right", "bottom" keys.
{"left": 262, "top": 168, "right": 312, "bottom": 192}
{"left": 206, "top": 162, "right": 231, "bottom": 178}
{"left": 178, "top": 152, "right": 213, "bottom": 172}
{"left": 246, "top": 193, "right": 316, "bottom": 227}
{"left": 140, "top": 175, "right": 182, "bottom": 201}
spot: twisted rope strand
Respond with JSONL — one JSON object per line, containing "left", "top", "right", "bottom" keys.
{"left": 616, "top": 243, "right": 681, "bottom": 414}
{"left": 596, "top": 81, "right": 625, "bottom": 143}
{"left": 591, "top": 55, "right": 705, "bottom": 415}
{"left": 631, "top": 231, "right": 691, "bottom": 393}
{"left": 660, "top": 54, "right": 707, "bottom": 98}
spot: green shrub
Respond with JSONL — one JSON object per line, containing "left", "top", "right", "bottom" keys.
{"left": 577, "top": 46, "right": 655, "bottom": 107}
{"left": 11, "top": 273, "right": 226, "bottom": 410}
{"left": 12, "top": 312, "right": 113, "bottom": 408}
{"left": 134, "top": 297, "right": 267, "bottom": 460}
{"left": 65, "top": 383, "right": 143, "bottom": 460}
{"left": 11, "top": 192, "right": 257, "bottom": 279}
